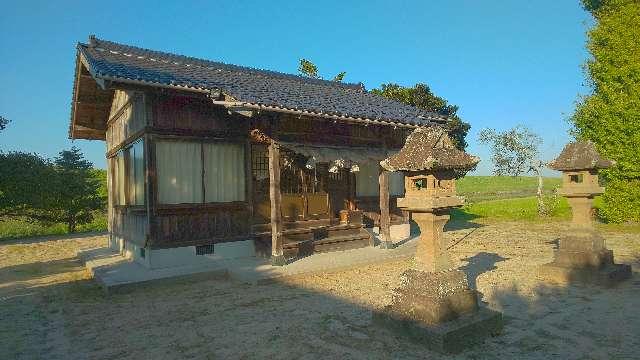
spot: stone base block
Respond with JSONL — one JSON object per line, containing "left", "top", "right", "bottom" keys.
{"left": 379, "top": 241, "right": 395, "bottom": 249}
{"left": 388, "top": 269, "right": 478, "bottom": 324}
{"left": 373, "top": 307, "right": 503, "bottom": 354}
{"left": 553, "top": 248, "right": 613, "bottom": 268}
{"left": 538, "top": 263, "right": 631, "bottom": 287}
{"left": 271, "top": 255, "right": 287, "bottom": 266}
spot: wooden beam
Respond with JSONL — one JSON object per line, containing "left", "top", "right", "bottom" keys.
{"left": 379, "top": 169, "right": 393, "bottom": 249}
{"left": 144, "top": 134, "right": 157, "bottom": 247}
{"left": 269, "top": 141, "right": 286, "bottom": 265}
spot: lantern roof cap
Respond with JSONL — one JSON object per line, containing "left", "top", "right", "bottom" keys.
{"left": 381, "top": 126, "right": 480, "bottom": 172}
{"left": 548, "top": 141, "right": 614, "bottom": 171}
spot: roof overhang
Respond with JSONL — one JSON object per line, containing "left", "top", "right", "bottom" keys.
{"left": 68, "top": 50, "right": 113, "bottom": 140}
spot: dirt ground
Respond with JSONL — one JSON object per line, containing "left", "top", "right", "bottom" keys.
{"left": 1, "top": 222, "right": 639, "bottom": 360}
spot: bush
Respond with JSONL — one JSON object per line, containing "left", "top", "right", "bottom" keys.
{"left": 598, "top": 179, "right": 640, "bottom": 223}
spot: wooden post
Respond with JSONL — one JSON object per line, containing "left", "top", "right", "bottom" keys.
{"left": 269, "top": 141, "right": 286, "bottom": 265}
{"left": 144, "top": 133, "right": 157, "bottom": 248}
{"left": 379, "top": 169, "right": 393, "bottom": 249}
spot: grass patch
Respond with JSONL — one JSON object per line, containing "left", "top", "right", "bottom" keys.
{"left": 452, "top": 196, "right": 572, "bottom": 222}
{"left": 0, "top": 212, "right": 107, "bottom": 241}
{"left": 457, "top": 175, "right": 561, "bottom": 202}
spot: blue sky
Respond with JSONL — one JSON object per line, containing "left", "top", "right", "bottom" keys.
{"left": 0, "top": 0, "right": 591, "bottom": 175}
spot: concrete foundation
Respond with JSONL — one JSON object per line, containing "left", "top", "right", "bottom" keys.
{"left": 112, "top": 236, "right": 256, "bottom": 269}
{"left": 372, "top": 223, "right": 411, "bottom": 242}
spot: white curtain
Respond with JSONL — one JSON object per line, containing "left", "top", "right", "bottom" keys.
{"left": 356, "top": 162, "right": 405, "bottom": 197}
{"left": 203, "top": 142, "right": 245, "bottom": 202}
{"left": 131, "top": 140, "right": 145, "bottom": 205}
{"left": 116, "top": 151, "right": 126, "bottom": 205}
{"left": 157, "top": 141, "right": 203, "bottom": 204}
{"left": 356, "top": 162, "right": 380, "bottom": 197}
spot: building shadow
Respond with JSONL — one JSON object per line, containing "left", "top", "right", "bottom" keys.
{"left": 1, "top": 237, "right": 638, "bottom": 359}
{"left": 0, "top": 257, "right": 86, "bottom": 289}
{"left": 1, "top": 231, "right": 108, "bottom": 246}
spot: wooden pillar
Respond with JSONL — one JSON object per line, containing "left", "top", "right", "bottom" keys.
{"left": 379, "top": 169, "right": 393, "bottom": 249}
{"left": 269, "top": 141, "right": 286, "bottom": 265}
{"left": 144, "top": 133, "right": 157, "bottom": 248}
{"left": 347, "top": 171, "right": 356, "bottom": 210}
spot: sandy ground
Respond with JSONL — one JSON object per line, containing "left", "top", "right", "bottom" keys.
{"left": 1, "top": 223, "right": 639, "bottom": 360}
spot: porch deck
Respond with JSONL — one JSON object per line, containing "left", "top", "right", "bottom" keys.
{"left": 252, "top": 218, "right": 374, "bottom": 258}
{"left": 79, "top": 232, "right": 418, "bottom": 293}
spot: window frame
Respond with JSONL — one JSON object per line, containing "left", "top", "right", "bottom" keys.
{"left": 155, "top": 138, "right": 247, "bottom": 205}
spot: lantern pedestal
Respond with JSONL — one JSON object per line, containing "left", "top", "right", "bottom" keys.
{"left": 538, "top": 192, "right": 630, "bottom": 286}
{"left": 538, "top": 226, "right": 631, "bottom": 287}
{"left": 373, "top": 268, "right": 502, "bottom": 353}
{"left": 373, "top": 207, "right": 502, "bottom": 353}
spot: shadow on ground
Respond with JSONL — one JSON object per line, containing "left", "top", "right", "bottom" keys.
{"left": 1, "top": 237, "right": 638, "bottom": 359}
{"left": 458, "top": 252, "right": 509, "bottom": 291}
{"left": 0, "top": 231, "right": 108, "bottom": 246}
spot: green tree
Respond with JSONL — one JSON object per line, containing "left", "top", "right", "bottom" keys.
{"left": 0, "top": 152, "right": 57, "bottom": 218}
{"left": 0, "top": 116, "right": 10, "bottom": 132}
{"left": 0, "top": 147, "right": 105, "bottom": 232}
{"left": 478, "top": 126, "right": 547, "bottom": 214}
{"left": 371, "top": 83, "right": 471, "bottom": 150}
{"left": 298, "top": 58, "right": 319, "bottom": 79}
{"left": 298, "top": 58, "right": 346, "bottom": 82}
{"left": 478, "top": 126, "right": 542, "bottom": 177}
{"left": 571, "top": 0, "right": 640, "bottom": 222}
{"left": 50, "top": 147, "right": 104, "bottom": 232}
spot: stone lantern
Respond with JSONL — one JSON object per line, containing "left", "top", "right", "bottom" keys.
{"left": 374, "top": 127, "right": 502, "bottom": 353}
{"left": 539, "top": 141, "right": 631, "bottom": 285}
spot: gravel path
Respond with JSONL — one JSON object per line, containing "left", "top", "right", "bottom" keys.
{"left": 1, "top": 223, "right": 638, "bottom": 359}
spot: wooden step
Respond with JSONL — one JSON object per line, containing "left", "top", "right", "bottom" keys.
{"left": 252, "top": 219, "right": 335, "bottom": 233}
{"left": 313, "top": 233, "right": 372, "bottom": 253}
{"left": 253, "top": 224, "right": 372, "bottom": 259}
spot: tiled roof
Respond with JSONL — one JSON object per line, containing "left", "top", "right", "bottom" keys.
{"left": 77, "top": 36, "right": 447, "bottom": 126}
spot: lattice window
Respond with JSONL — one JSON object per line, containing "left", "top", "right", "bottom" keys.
{"left": 251, "top": 144, "right": 270, "bottom": 197}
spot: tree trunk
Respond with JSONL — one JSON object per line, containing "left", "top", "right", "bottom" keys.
{"left": 67, "top": 215, "right": 76, "bottom": 233}
{"left": 536, "top": 166, "right": 545, "bottom": 216}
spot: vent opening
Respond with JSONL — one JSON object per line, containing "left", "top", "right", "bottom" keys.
{"left": 196, "top": 244, "right": 215, "bottom": 255}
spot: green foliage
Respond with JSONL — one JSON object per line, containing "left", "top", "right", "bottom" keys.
{"left": 478, "top": 125, "right": 542, "bottom": 177}
{"left": 49, "top": 147, "right": 105, "bottom": 232}
{"left": 0, "top": 152, "right": 57, "bottom": 218}
{"left": 0, "top": 212, "right": 107, "bottom": 240}
{"left": 298, "top": 59, "right": 347, "bottom": 82}
{"left": 0, "top": 147, "right": 106, "bottom": 234}
{"left": 597, "top": 179, "right": 640, "bottom": 223}
{"left": 371, "top": 83, "right": 471, "bottom": 150}
{"left": 572, "top": 0, "right": 640, "bottom": 222}
{"left": 0, "top": 115, "right": 9, "bottom": 131}
{"left": 332, "top": 72, "right": 346, "bottom": 82}
{"left": 298, "top": 58, "right": 319, "bottom": 79}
